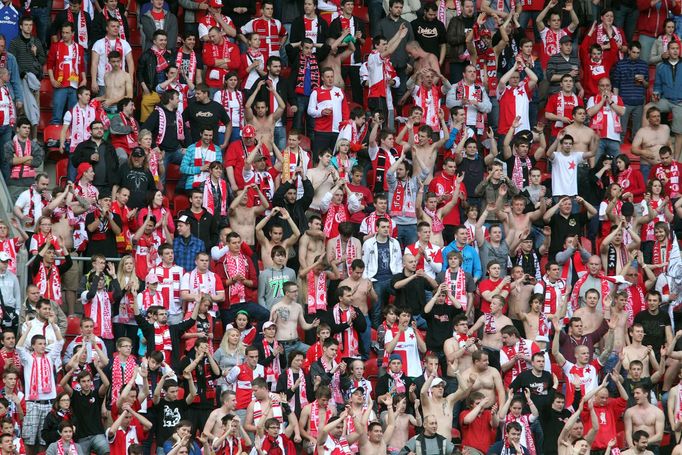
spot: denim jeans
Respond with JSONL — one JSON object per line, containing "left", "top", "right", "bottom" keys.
{"left": 639, "top": 35, "right": 656, "bottom": 63}
{"left": 360, "top": 315, "right": 371, "bottom": 360}
{"left": 614, "top": 4, "right": 638, "bottom": 42}
{"left": 396, "top": 224, "right": 417, "bottom": 249}
{"left": 641, "top": 162, "right": 651, "bottom": 183}
{"left": 596, "top": 138, "right": 621, "bottom": 161}
{"left": 162, "top": 147, "right": 184, "bottom": 184}
{"left": 294, "top": 95, "right": 313, "bottom": 138}
{"left": 229, "top": 126, "right": 241, "bottom": 143}
{"left": 371, "top": 279, "right": 392, "bottom": 328}
{"left": 52, "top": 87, "right": 77, "bottom": 125}
{"left": 281, "top": 339, "right": 310, "bottom": 360}
{"left": 274, "top": 125, "right": 286, "bottom": 151}
{"left": 0, "top": 125, "right": 12, "bottom": 179}
{"left": 519, "top": 10, "right": 541, "bottom": 40}
{"left": 29, "top": 7, "right": 49, "bottom": 47}
{"left": 621, "top": 104, "right": 643, "bottom": 140}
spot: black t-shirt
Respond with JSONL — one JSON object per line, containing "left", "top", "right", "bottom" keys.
{"left": 390, "top": 272, "right": 430, "bottom": 316}
{"left": 177, "top": 51, "right": 204, "bottom": 85}
{"left": 71, "top": 390, "right": 105, "bottom": 438}
{"left": 152, "top": 399, "right": 188, "bottom": 442}
{"left": 548, "top": 212, "right": 587, "bottom": 258}
{"left": 539, "top": 408, "right": 572, "bottom": 455}
{"left": 459, "top": 156, "right": 486, "bottom": 197}
{"left": 410, "top": 17, "right": 446, "bottom": 57}
{"left": 634, "top": 310, "right": 671, "bottom": 353}
{"left": 623, "top": 377, "right": 654, "bottom": 407}
{"left": 118, "top": 164, "right": 156, "bottom": 209}
{"left": 510, "top": 369, "right": 553, "bottom": 411}
{"left": 424, "top": 303, "right": 461, "bottom": 350}
{"left": 84, "top": 212, "right": 122, "bottom": 258}
{"left": 182, "top": 100, "right": 230, "bottom": 143}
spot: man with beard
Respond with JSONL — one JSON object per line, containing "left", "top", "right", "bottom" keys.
{"left": 117, "top": 148, "right": 156, "bottom": 210}
{"left": 183, "top": 84, "right": 230, "bottom": 148}
{"left": 71, "top": 121, "right": 120, "bottom": 194}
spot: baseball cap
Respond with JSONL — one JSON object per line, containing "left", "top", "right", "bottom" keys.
{"left": 76, "top": 163, "right": 93, "bottom": 181}
{"left": 262, "top": 321, "right": 276, "bottom": 331}
{"left": 0, "top": 252, "right": 10, "bottom": 262}
{"left": 430, "top": 378, "right": 446, "bottom": 388}
{"left": 209, "top": 0, "right": 222, "bottom": 7}
{"left": 242, "top": 125, "right": 256, "bottom": 138}
{"left": 131, "top": 147, "right": 146, "bottom": 158}
{"left": 559, "top": 35, "right": 572, "bottom": 44}
{"left": 177, "top": 215, "right": 190, "bottom": 225}
{"left": 145, "top": 271, "right": 159, "bottom": 284}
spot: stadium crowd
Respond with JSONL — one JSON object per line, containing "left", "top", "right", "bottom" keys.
{"left": 5, "top": 0, "right": 682, "bottom": 453}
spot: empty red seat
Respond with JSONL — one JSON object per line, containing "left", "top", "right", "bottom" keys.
{"left": 56, "top": 158, "right": 69, "bottom": 187}
{"left": 66, "top": 315, "right": 81, "bottom": 336}
{"left": 299, "top": 134, "right": 311, "bottom": 151}
{"left": 173, "top": 194, "right": 189, "bottom": 214}
{"left": 166, "top": 163, "right": 181, "bottom": 181}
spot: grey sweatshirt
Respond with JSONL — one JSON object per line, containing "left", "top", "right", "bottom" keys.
{"left": 258, "top": 266, "right": 296, "bottom": 310}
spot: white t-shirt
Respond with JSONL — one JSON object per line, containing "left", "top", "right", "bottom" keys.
{"left": 91, "top": 38, "right": 133, "bottom": 86}
{"left": 14, "top": 188, "right": 45, "bottom": 231}
{"left": 550, "top": 151, "right": 584, "bottom": 196}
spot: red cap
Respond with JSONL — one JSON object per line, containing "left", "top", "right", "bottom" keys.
{"left": 76, "top": 163, "right": 93, "bottom": 182}
{"left": 242, "top": 124, "right": 256, "bottom": 138}
{"left": 208, "top": 0, "right": 222, "bottom": 8}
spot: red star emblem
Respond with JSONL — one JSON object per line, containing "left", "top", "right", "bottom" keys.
{"left": 74, "top": 232, "right": 81, "bottom": 239}
{"left": 409, "top": 334, "right": 415, "bottom": 339}
{"left": 568, "top": 161, "right": 576, "bottom": 170}
{"left": 334, "top": 91, "right": 341, "bottom": 98}
{"left": 128, "top": 438, "right": 136, "bottom": 445}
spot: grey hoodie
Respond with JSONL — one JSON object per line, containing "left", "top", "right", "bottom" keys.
{"left": 258, "top": 266, "right": 296, "bottom": 310}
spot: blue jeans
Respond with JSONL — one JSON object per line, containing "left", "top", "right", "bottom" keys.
{"left": 29, "top": 7, "right": 49, "bottom": 47}
{"left": 615, "top": 4, "right": 638, "bottom": 42}
{"left": 367, "top": 0, "right": 385, "bottom": 38}
{"left": 281, "top": 339, "right": 310, "bottom": 360}
{"left": 294, "top": 95, "right": 313, "bottom": 138}
{"left": 229, "top": 126, "right": 241, "bottom": 143}
{"left": 274, "top": 125, "right": 286, "bottom": 152}
{"left": 0, "top": 125, "right": 12, "bottom": 179}
{"left": 413, "top": 314, "right": 428, "bottom": 330}
{"left": 641, "top": 162, "right": 651, "bottom": 183}
{"left": 639, "top": 34, "right": 656, "bottom": 63}
{"left": 162, "top": 147, "right": 184, "bottom": 184}
{"left": 596, "top": 138, "right": 621, "bottom": 161}
{"left": 519, "top": 11, "right": 541, "bottom": 40}
{"left": 52, "top": 87, "right": 77, "bottom": 125}
{"left": 371, "top": 279, "right": 392, "bottom": 329}
{"left": 360, "top": 315, "right": 371, "bottom": 360}
{"left": 396, "top": 224, "right": 417, "bottom": 249}
{"left": 621, "top": 104, "right": 643, "bottom": 140}
{"left": 77, "top": 434, "right": 110, "bottom": 455}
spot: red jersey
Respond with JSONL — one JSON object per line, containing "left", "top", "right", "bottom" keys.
{"left": 546, "top": 92, "right": 583, "bottom": 137}
{"left": 428, "top": 172, "right": 466, "bottom": 226}
{"left": 202, "top": 40, "right": 242, "bottom": 88}
{"left": 478, "top": 278, "right": 510, "bottom": 313}
{"left": 581, "top": 398, "right": 628, "bottom": 449}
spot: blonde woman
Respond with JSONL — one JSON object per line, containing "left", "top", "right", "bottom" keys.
{"left": 214, "top": 327, "right": 246, "bottom": 390}
{"left": 138, "top": 129, "right": 164, "bottom": 189}
{"left": 114, "top": 255, "right": 141, "bottom": 353}
{"left": 331, "top": 138, "right": 357, "bottom": 181}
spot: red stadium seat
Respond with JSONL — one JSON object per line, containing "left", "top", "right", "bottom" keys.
{"left": 66, "top": 315, "right": 81, "bottom": 337}
{"left": 166, "top": 164, "right": 181, "bottom": 181}
{"left": 173, "top": 194, "right": 190, "bottom": 214}
{"left": 43, "top": 124, "right": 64, "bottom": 160}
{"left": 56, "top": 158, "right": 69, "bottom": 187}
{"left": 39, "top": 77, "right": 53, "bottom": 108}
{"left": 299, "top": 134, "right": 311, "bottom": 151}
{"left": 52, "top": 0, "right": 64, "bottom": 8}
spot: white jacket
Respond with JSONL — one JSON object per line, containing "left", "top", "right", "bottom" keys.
{"left": 362, "top": 237, "right": 403, "bottom": 281}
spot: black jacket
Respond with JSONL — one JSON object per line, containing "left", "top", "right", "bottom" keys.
{"left": 142, "top": 106, "right": 186, "bottom": 150}
{"left": 256, "top": 74, "right": 296, "bottom": 110}
{"left": 70, "top": 139, "right": 120, "bottom": 188}
{"left": 272, "top": 178, "right": 313, "bottom": 237}
{"left": 321, "top": 306, "right": 368, "bottom": 356}
{"left": 138, "top": 48, "right": 174, "bottom": 90}
{"left": 134, "top": 314, "right": 196, "bottom": 369}
{"left": 92, "top": 5, "right": 131, "bottom": 43}
{"left": 50, "top": 10, "right": 93, "bottom": 46}
{"left": 289, "top": 15, "right": 328, "bottom": 48}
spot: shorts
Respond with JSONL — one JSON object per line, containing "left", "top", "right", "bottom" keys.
{"left": 22, "top": 401, "right": 51, "bottom": 445}
{"left": 60, "top": 252, "right": 82, "bottom": 291}
{"left": 653, "top": 98, "right": 682, "bottom": 134}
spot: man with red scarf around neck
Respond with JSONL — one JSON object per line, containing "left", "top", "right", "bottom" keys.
{"left": 586, "top": 78, "right": 625, "bottom": 159}
{"left": 316, "top": 407, "right": 362, "bottom": 454}
{"left": 134, "top": 303, "right": 199, "bottom": 367}
{"left": 319, "top": 180, "right": 360, "bottom": 240}
{"left": 16, "top": 317, "right": 64, "bottom": 455}
{"left": 568, "top": 255, "right": 617, "bottom": 313}
{"left": 138, "top": 30, "right": 173, "bottom": 122}
{"left": 256, "top": 416, "right": 297, "bottom": 455}
{"left": 203, "top": 27, "right": 241, "bottom": 91}
{"left": 46, "top": 22, "right": 86, "bottom": 126}
{"left": 45, "top": 422, "right": 84, "bottom": 455}
{"left": 366, "top": 25, "right": 407, "bottom": 123}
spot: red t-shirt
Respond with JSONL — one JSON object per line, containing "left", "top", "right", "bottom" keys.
{"left": 346, "top": 183, "right": 374, "bottom": 224}
{"left": 478, "top": 278, "right": 510, "bottom": 313}
{"left": 428, "top": 172, "right": 467, "bottom": 226}
{"left": 581, "top": 397, "right": 627, "bottom": 449}
{"left": 108, "top": 421, "right": 147, "bottom": 455}
{"left": 460, "top": 409, "right": 497, "bottom": 453}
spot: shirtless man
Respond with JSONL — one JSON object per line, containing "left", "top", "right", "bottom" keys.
{"left": 228, "top": 184, "right": 268, "bottom": 247}
{"left": 633, "top": 107, "right": 672, "bottom": 180}
{"left": 624, "top": 386, "right": 665, "bottom": 449}
{"left": 405, "top": 41, "right": 442, "bottom": 77}
{"left": 621, "top": 431, "right": 655, "bottom": 455}
{"left": 320, "top": 31, "right": 355, "bottom": 89}
{"left": 339, "top": 260, "right": 376, "bottom": 319}
{"left": 518, "top": 294, "right": 548, "bottom": 341}
{"left": 358, "top": 396, "right": 394, "bottom": 455}
{"left": 459, "top": 350, "right": 505, "bottom": 406}
{"left": 307, "top": 150, "right": 339, "bottom": 211}
{"left": 202, "top": 390, "right": 237, "bottom": 443}
{"left": 508, "top": 266, "right": 536, "bottom": 321}
{"left": 420, "top": 375, "right": 470, "bottom": 438}
{"left": 101, "top": 52, "right": 133, "bottom": 109}
{"left": 607, "top": 291, "right": 632, "bottom": 354}
{"left": 328, "top": 223, "right": 363, "bottom": 281}
{"left": 600, "top": 221, "right": 641, "bottom": 276}
{"left": 444, "top": 315, "right": 478, "bottom": 375}
{"left": 270, "top": 281, "right": 320, "bottom": 352}
{"left": 468, "top": 295, "right": 513, "bottom": 354}
{"left": 562, "top": 106, "right": 598, "bottom": 162}
{"left": 573, "top": 289, "right": 606, "bottom": 335}
{"left": 405, "top": 118, "right": 449, "bottom": 182}
{"left": 299, "top": 215, "right": 326, "bottom": 271}
{"left": 299, "top": 387, "right": 333, "bottom": 453}
{"left": 255, "top": 207, "right": 301, "bottom": 269}
{"left": 623, "top": 323, "right": 660, "bottom": 378}
{"left": 557, "top": 398, "right": 599, "bottom": 455}
{"left": 497, "top": 192, "right": 546, "bottom": 244}
{"left": 245, "top": 81, "right": 286, "bottom": 147}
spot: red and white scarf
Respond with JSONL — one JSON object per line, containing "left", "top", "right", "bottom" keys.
{"left": 28, "top": 353, "right": 53, "bottom": 400}
{"left": 176, "top": 49, "right": 197, "bottom": 83}
{"left": 590, "top": 94, "right": 622, "bottom": 137}
{"left": 190, "top": 142, "right": 218, "bottom": 187}
{"left": 110, "top": 354, "right": 137, "bottom": 402}
{"left": 543, "top": 28, "right": 568, "bottom": 58}
{"left": 203, "top": 177, "right": 228, "bottom": 216}
{"left": 333, "top": 305, "right": 358, "bottom": 358}
{"left": 309, "top": 400, "right": 331, "bottom": 437}
{"left": 676, "top": 385, "right": 682, "bottom": 421}
{"left": 104, "top": 8, "right": 126, "bottom": 40}
{"left": 484, "top": 313, "right": 496, "bottom": 334}
{"left": 505, "top": 414, "right": 536, "bottom": 455}
{"left": 497, "top": 0, "right": 516, "bottom": 13}
{"left": 455, "top": 80, "right": 486, "bottom": 132}
{"left": 119, "top": 113, "right": 138, "bottom": 149}
{"left": 67, "top": 9, "right": 88, "bottom": 47}
{"left": 262, "top": 339, "right": 282, "bottom": 386}
{"left": 390, "top": 180, "right": 416, "bottom": 217}
{"left": 54, "top": 41, "right": 80, "bottom": 86}
{"left": 320, "top": 356, "right": 343, "bottom": 403}
{"left": 417, "top": 84, "right": 441, "bottom": 130}
{"left": 511, "top": 153, "right": 532, "bottom": 190}
{"left": 35, "top": 262, "right": 61, "bottom": 303}
{"left": 307, "top": 270, "right": 327, "bottom": 314}
{"left": 56, "top": 440, "right": 78, "bottom": 455}
{"left": 388, "top": 370, "right": 406, "bottom": 393}
{"left": 253, "top": 393, "right": 283, "bottom": 426}
{"left": 10, "top": 136, "right": 35, "bottom": 180}
{"left": 154, "top": 322, "right": 172, "bottom": 362}
{"left": 286, "top": 368, "right": 308, "bottom": 409}
{"left": 104, "top": 38, "right": 124, "bottom": 72}
{"left": 156, "top": 106, "right": 185, "bottom": 144}
{"left": 69, "top": 104, "right": 95, "bottom": 151}
{"left": 323, "top": 203, "right": 347, "bottom": 237}
{"left": 140, "top": 289, "right": 164, "bottom": 312}
{"left": 555, "top": 92, "right": 578, "bottom": 129}
{"left": 569, "top": 272, "right": 615, "bottom": 312}
{"left": 423, "top": 207, "right": 444, "bottom": 233}
{"left": 219, "top": 89, "right": 244, "bottom": 128}
{"left": 89, "top": 290, "right": 114, "bottom": 339}
{"left": 596, "top": 23, "right": 624, "bottom": 57}
{"left": 0, "top": 86, "right": 15, "bottom": 127}
{"left": 653, "top": 237, "right": 673, "bottom": 274}
{"left": 334, "top": 237, "right": 356, "bottom": 279}
{"left": 151, "top": 46, "right": 169, "bottom": 72}
{"left": 510, "top": 338, "right": 530, "bottom": 379}
{"left": 445, "top": 268, "right": 467, "bottom": 309}
{"left": 662, "top": 34, "right": 682, "bottom": 52}
{"left": 224, "top": 254, "right": 247, "bottom": 303}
